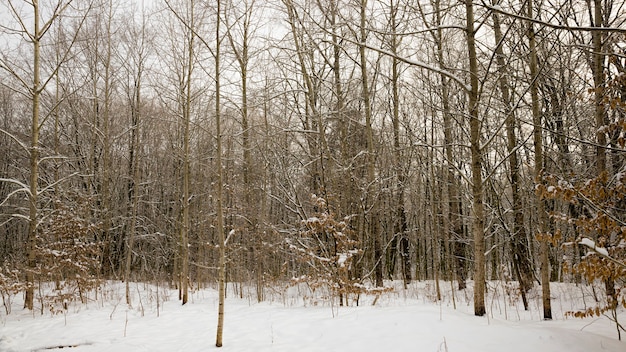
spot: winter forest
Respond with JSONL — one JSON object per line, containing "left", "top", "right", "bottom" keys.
{"left": 1, "top": 0, "right": 626, "bottom": 350}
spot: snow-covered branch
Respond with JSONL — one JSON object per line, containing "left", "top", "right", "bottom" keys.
{"left": 579, "top": 237, "right": 626, "bottom": 269}
{"left": 0, "top": 178, "right": 32, "bottom": 201}
{"left": 0, "top": 128, "right": 28, "bottom": 152}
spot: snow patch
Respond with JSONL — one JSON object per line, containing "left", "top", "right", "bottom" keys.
{"left": 579, "top": 237, "right": 609, "bottom": 257}
{"left": 337, "top": 253, "right": 348, "bottom": 267}
{"left": 0, "top": 282, "right": 624, "bottom": 352}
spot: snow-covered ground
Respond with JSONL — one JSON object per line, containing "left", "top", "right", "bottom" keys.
{"left": 1, "top": 281, "right": 624, "bottom": 351}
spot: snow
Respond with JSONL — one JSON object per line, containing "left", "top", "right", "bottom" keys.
{"left": 0, "top": 281, "right": 624, "bottom": 352}
{"left": 596, "top": 247, "right": 609, "bottom": 257}
{"left": 579, "top": 237, "right": 595, "bottom": 249}
{"left": 304, "top": 217, "right": 320, "bottom": 224}
{"left": 557, "top": 180, "right": 573, "bottom": 189}
{"left": 337, "top": 253, "right": 348, "bottom": 267}
{"left": 597, "top": 125, "right": 610, "bottom": 134}
{"left": 579, "top": 237, "right": 610, "bottom": 257}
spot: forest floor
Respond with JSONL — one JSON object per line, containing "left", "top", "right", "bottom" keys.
{"left": 0, "top": 280, "right": 624, "bottom": 351}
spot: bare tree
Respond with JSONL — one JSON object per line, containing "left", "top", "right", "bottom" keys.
{"left": 525, "top": 0, "right": 552, "bottom": 320}
{"left": 491, "top": 6, "right": 532, "bottom": 310}
{"left": 0, "top": 0, "right": 89, "bottom": 310}
{"left": 215, "top": 0, "right": 227, "bottom": 346}
{"left": 357, "top": 0, "right": 383, "bottom": 288}
{"left": 463, "top": 0, "right": 486, "bottom": 317}
{"left": 120, "top": 2, "right": 151, "bottom": 306}
{"left": 386, "top": 0, "right": 412, "bottom": 288}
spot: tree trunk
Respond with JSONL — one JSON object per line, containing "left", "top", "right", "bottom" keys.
{"left": 25, "top": 0, "right": 42, "bottom": 311}
{"left": 125, "top": 19, "right": 145, "bottom": 305}
{"left": 358, "top": 0, "right": 382, "bottom": 288}
{"left": 388, "top": 0, "right": 411, "bottom": 287}
{"left": 180, "top": 0, "right": 195, "bottom": 306}
{"left": 465, "top": 0, "right": 486, "bottom": 317}
{"left": 589, "top": 0, "right": 615, "bottom": 302}
{"left": 527, "top": 0, "right": 552, "bottom": 320}
{"left": 433, "top": 0, "right": 466, "bottom": 291}
{"left": 216, "top": 0, "right": 226, "bottom": 346}
{"left": 492, "top": 10, "right": 532, "bottom": 310}
{"left": 100, "top": 0, "right": 115, "bottom": 277}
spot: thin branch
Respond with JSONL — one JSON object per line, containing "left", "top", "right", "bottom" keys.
{"left": 6, "top": 0, "right": 35, "bottom": 41}
{"left": 0, "top": 127, "right": 29, "bottom": 152}
{"left": 38, "top": 172, "right": 79, "bottom": 195}
{"left": 330, "top": 35, "right": 471, "bottom": 92}
{"left": 484, "top": 3, "right": 626, "bottom": 34}
{"left": 39, "top": 0, "right": 75, "bottom": 39}
{"left": 39, "top": 1, "right": 91, "bottom": 96}
{"left": 0, "top": 188, "right": 31, "bottom": 207}
{"left": 0, "top": 178, "right": 32, "bottom": 196}
{"left": 0, "top": 58, "right": 32, "bottom": 92}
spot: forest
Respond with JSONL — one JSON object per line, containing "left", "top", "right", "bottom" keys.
{"left": 0, "top": 0, "right": 625, "bottom": 341}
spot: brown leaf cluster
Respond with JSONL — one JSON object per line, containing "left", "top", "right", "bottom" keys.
{"left": 544, "top": 171, "right": 626, "bottom": 320}
{"left": 35, "top": 203, "right": 102, "bottom": 313}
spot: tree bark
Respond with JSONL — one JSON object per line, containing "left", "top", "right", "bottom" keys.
{"left": 464, "top": 0, "right": 486, "bottom": 317}
{"left": 433, "top": 0, "right": 466, "bottom": 291}
{"left": 101, "top": 0, "right": 114, "bottom": 277}
{"left": 527, "top": 0, "right": 552, "bottom": 320}
{"left": 359, "top": 0, "right": 382, "bottom": 288}
{"left": 492, "top": 10, "right": 532, "bottom": 310}
{"left": 389, "top": 0, "right": 411, "bottom": 287}
{"left": 179, "top": 0, "right": 195, "bottom": 306}
{"left": 216, "top": 0, "right": 226, "bottom": 346}
{"left": 124, "top": 12, "right": 146, "bottom": 305}
{"left": 25, "top": 0, "right": 42, "bottom": 311}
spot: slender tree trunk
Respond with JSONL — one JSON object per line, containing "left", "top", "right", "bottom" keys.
{"left": 388, "top": 0, "right": 411, "bottom": 287}
{"left": 591, "top": 0, "right": 607, "bottom": 176}
{"left": 101, "top": 0, "right": 114, "bottom": 277}
{"left": 588, "top": 0, "right": 615, "bottom": 301}
{"left": 125, "top": 33, "right": 144, "bottom": 305}
{"left": 358, "top": 0, "right": 382, "bottom": 287}
{"left": 180, "top": 0, "right": 195, "bottom": 306}
{"left": 432, "top": 0, "right": 466, "bottom": 290}
{"left": 464, "top": 0, "right": 486, "bottom": 317}
{"left": 53, "top": 32, "right": 61, "bottom": 205}
{"left": 25, "top": 0, "right": 42, "bottom": 311}
{"left": 216, "top": 0, "right": 226, "bottom": 346}
{"left": 430, "top": 126, "right": 441, "bottom": 301}
{"left": 492, "top": 10, "right": 531, "bottom": 310}
{"left": 330, "top": 0, "right": 344, "bottom": 157}
{"left": 527, "top": 0, "right": 552, "bottom": 320}
{"left": 225, "top": 0, "right": 257, "bottom": 298}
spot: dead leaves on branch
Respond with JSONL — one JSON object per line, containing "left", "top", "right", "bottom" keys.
{"left": 0, "top": 201, "right": 103, "bottom": 315}
{"left": 541, "top": 170, "right": 626, "bottom": 321}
